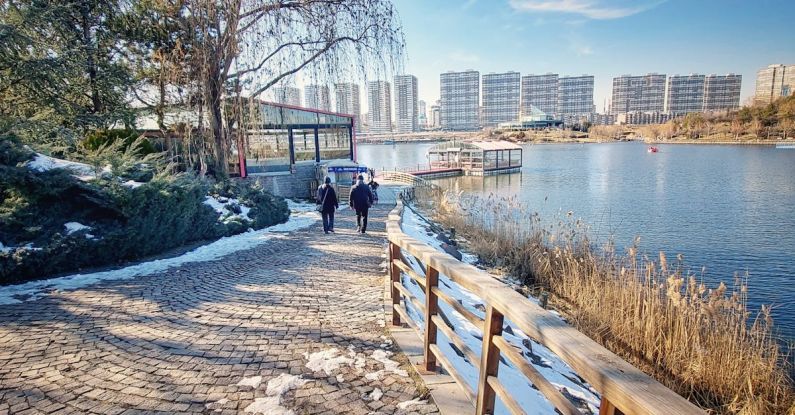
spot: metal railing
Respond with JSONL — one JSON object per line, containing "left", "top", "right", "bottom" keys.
{"left": 385, "top": 200, "right": 705, "bottom": 415}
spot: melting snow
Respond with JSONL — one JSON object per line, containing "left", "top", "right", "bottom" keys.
{"left": 64, "top": 222, "right": 92, "bottom": 235}
{"left": 0, "top": 201, "right": 319, "bottom": 305}
{"left": 204, "top": 397, "right": 229, "bottom": 412}
{"left": 122, "top": 180, "right": 144, "bottom": 188}
{"left": 304, "top": 348, "right": 354, "bottom": 376}
{"left": 244, "top": 397, "right": 291, "bottom": 415}
{"left": 369, "top": 388, "right": 383, "bottom": 401}
{"left": 397, "top": 398, "right": 427, "bottom": 409}
{"left": 265, "top": 373, "right": 308, "bottom": 396}
{"left": 204, "top": 195, "right": 254, "bottom": 224}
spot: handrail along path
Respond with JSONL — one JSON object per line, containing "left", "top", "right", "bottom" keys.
{"left": 384, "top": 174, "right": 705, "bottom": 415}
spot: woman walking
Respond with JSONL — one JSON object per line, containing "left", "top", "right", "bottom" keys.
{"left": 316, "top": 177, "right": 339, "bottom": 234}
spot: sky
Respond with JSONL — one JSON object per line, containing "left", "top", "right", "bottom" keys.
{"left": 388, "top": 0, "right": 795, "bottom": 113}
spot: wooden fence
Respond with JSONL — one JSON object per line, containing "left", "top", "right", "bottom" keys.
{"left": 386, "top": 199, "right": 705, "bottom": 415}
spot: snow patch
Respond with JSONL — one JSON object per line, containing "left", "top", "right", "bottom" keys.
{"left": 369, "top": 388, "right": 383, "bottom": 401}
{"left": 27, "top": 153, "right": 96, "bottom": 178}
{"left": 204, "top": 398, "right": 228, "bottom": 412}
{"left": 204, "top": 195, "right": 254, "bottom": 224}
{"left": 236, "top": 375, "right": 262, "bottom": 389}
{"left": 122, "top": 180, "right": 144, "bottom": 188}
{"left": 397, "top": 398, "right": 427, "bottom": 409}
{"left": 265, "top": 373, "right": 308, "bottom": 397}
{"left": 64, "top": 222, "right": 92, "bottom": 235}
{"left": 371, "top": 349, "right": 407, "bottom": 377}
{"left": 244, "top": 397, "right": 291, "bottom": 415}
{"left": 0, "top": 202, "right": 319, "bottom": 305}
{"left": 304, "top": 348, "right": 354, "bottom": 376}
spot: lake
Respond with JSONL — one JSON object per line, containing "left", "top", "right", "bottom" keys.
{"left": 357, "top": 141, "right": 795, "bottom": 341}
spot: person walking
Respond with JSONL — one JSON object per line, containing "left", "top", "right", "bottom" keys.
{"left": 316, "top": 177, "right": 339, "bottom": 234}
{"left": 368, "top": 178, "right": 380, "bottom": 205}
{"left": 349, "top": 175, "right": 374, "bottom": 234}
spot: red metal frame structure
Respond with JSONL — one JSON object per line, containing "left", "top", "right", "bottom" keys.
{"left": 236, "top": 100, "right": 357, "bottom": 178}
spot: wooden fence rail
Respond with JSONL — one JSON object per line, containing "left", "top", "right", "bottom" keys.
{"left": 386, "top": 199, "right": 705, "bottom": 415}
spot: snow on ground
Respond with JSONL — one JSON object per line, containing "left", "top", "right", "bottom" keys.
{"left": 64, "top": 222, "right": 92, "bottom": 235}
{"left": 303, "top": 348, "right": 354, "bottom": 376}
{"left": 0, "top": 201, "right": 319, "bottom": 305}
{"left": 396, "top": 398, "right": 428, "bottom": 409}
{"left": 365, "top": 349, "right": 408, "bottom": 380}
{"left": 265, "top": 374, "right": 308, "bottom": 398}
{"left": 369, "top": 388, "right": 383, "bottom": 401}
{"left": 399, "top": 206, "right": 601, "bottom": 415}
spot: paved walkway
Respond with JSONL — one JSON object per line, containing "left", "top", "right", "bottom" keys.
{"left": 0, "top": 196, "right": 438, "bottom": 414}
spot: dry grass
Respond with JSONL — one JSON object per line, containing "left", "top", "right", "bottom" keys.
{"left": 414, "top": 188, "right": 794, "bottom": 415}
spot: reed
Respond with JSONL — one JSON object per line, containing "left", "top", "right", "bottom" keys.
{"left": 414, "top": 187, "right": 794, "bottom": 415}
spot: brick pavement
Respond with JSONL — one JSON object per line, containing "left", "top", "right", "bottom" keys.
{"left": 0, "top": 203, "right": 438, "bottom": 415}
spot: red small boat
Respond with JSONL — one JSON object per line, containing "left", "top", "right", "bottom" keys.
{"left": 647, "top": 146, "right": 659, "bottom": 153}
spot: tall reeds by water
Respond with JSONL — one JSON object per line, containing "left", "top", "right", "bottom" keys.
{"left": 414, "top": 187, "right": 794, "bottom": 415}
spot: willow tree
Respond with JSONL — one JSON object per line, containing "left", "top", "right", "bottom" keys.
{"left": 160, "top": 0, "right": 404, "bottom": 176}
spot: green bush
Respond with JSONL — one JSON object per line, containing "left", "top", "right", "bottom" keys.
{"left": 0, "top": 138, "right": 290, "bottom": 285}
{"left": 82, "top": 129, "right": 156, "bottom": 155}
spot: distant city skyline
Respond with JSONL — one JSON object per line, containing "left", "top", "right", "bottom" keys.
{"left": 395, "top": 0, "right": 795, "bottom": 113}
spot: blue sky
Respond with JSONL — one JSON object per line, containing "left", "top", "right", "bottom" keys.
{"left": 394, "top": 0, "right": 795, "bottom": 111}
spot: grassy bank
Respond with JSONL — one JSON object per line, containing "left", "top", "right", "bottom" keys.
{"left": 413, "top": 188, "right": 794, "bottom": 415}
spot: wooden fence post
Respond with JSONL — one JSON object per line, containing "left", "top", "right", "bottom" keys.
{"left": 390, "top": 242, "right": 401, "bottom": 326}
{"left": 476, "top": 305, "right": 504, "bottom": 415}
{"left": 423, "top": 265, "right": 439, "bottom": 371}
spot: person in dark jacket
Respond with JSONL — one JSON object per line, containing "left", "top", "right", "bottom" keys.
{"left": 349, "top": 175, "right": 374, "bottom": 234}
{"left": 316, "top": 177, "right": 339, "bottom": 234}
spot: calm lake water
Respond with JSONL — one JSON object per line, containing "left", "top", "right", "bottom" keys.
{"left": 358, "top": 141, "right": 795, "bottom": 341}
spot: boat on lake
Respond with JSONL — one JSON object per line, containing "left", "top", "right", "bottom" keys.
{"left": 648, "top": 146, "right": 659, "bottom": 153}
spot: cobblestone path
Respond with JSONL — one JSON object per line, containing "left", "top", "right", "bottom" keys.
{"left": 0, "top": 204, "right": 439, "bottom": 415}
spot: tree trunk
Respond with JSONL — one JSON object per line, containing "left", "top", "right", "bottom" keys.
{"left": 79, "top": 2, "right": 101, "bottom": 115}
{"left": 206, "top": 65, "right": 228, "bottom": 177}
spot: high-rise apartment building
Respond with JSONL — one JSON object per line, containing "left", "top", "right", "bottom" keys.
{"left": 665, "top": 74, "right": 705, "bottom": 115}
{"left": 367, "top": 80, "right": 392, "bottom": 134}
{"left": 703, "top": 74, "right": 742, "bottom": 112}
{"left": 558, "top": 75, "right": 595, "bottom": 122}
{"left": 430, "top": 102, "right": 441, "bottom": 129}
{"left": 394, "top": 75, "right": 418, "bottom": 133}
{"left": 521, "top": 74, "right": 559, "bottom": 116}
{"left": 754, "top": 64, "right": 795, "bottom": 105}
{"left": 335, "top": 83, "right": 361, "bottom": 130}
{"left": 482, "top": 72, "right": 521, "bottom": 127}
{"left": 440, "top": 70, "right": 480, "bottom": 130}
{"left": 304, "top": 85, "right": 331, "bottom": 112}
{"left": 272, "top": 86, "right": 301, "bottom": 107}
{"left": 611, "top": 74, "right": 666, "bottom": 114}
{"left": 418, "top": 100, "right": 427, "bottom": 129}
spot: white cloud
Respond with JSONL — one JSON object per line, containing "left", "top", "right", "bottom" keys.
{"left": 509, "top": 0, "right": 665, "bottom": 20}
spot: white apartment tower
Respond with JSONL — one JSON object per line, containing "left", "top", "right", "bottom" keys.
{"left": 482, "top": 72, "right": 521, "bottom": 127}
{"left": 334, "top": 83, "right": 361, "bottom": 130}
{"left": 440, "top": 70, "right": 480, "bottom": 130}
{"left": 755, "top": 64, "right": 795, "bottom": 105}
{"left": 430, "top": 102, "right": 441, "bottom": 128}
{"left": 558, "top": 75, "right": 595, "bottom": 121}
{"left": 394, "top": 75, "right": 419, "bottom": 133}
{"left": 703, "top": 74, "right": 742, "bottom": 112}
{"left": 272, "top": 86, "right": 301, "bottom": 107}
{"left": 367, "top": 80, "right": 392, "bottom": 134}
{"left": 611, "top": 74, "right": 666, "bottom": 113}
{"left": 665, "top": 74, "right": 705, "bottom": 115}
{"left": 521, "top": 74, "right": 559, "bottom": 116}
{"left": 304, "top": 85, "right": 331, "bottom": 112}
{"left": 418, "top": 100, "right": 428, "bottom": 129}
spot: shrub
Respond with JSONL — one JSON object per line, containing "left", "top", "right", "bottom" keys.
{"left": 0, "top": 138, "right": 290, "bottom": 285}
{"left": 82, "top": 129, "right": 156, "bottom": 155}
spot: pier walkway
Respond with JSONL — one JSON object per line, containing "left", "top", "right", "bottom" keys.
{"left": 0, "top": 186, "right": 438, "bottom": 414}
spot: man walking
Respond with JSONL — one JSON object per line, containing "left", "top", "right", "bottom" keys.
{"left": 316, "top": 177, "right": 339, "bottom": 234}
{"left": 349, "top": 175, "right": 374, "bottom": 234}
